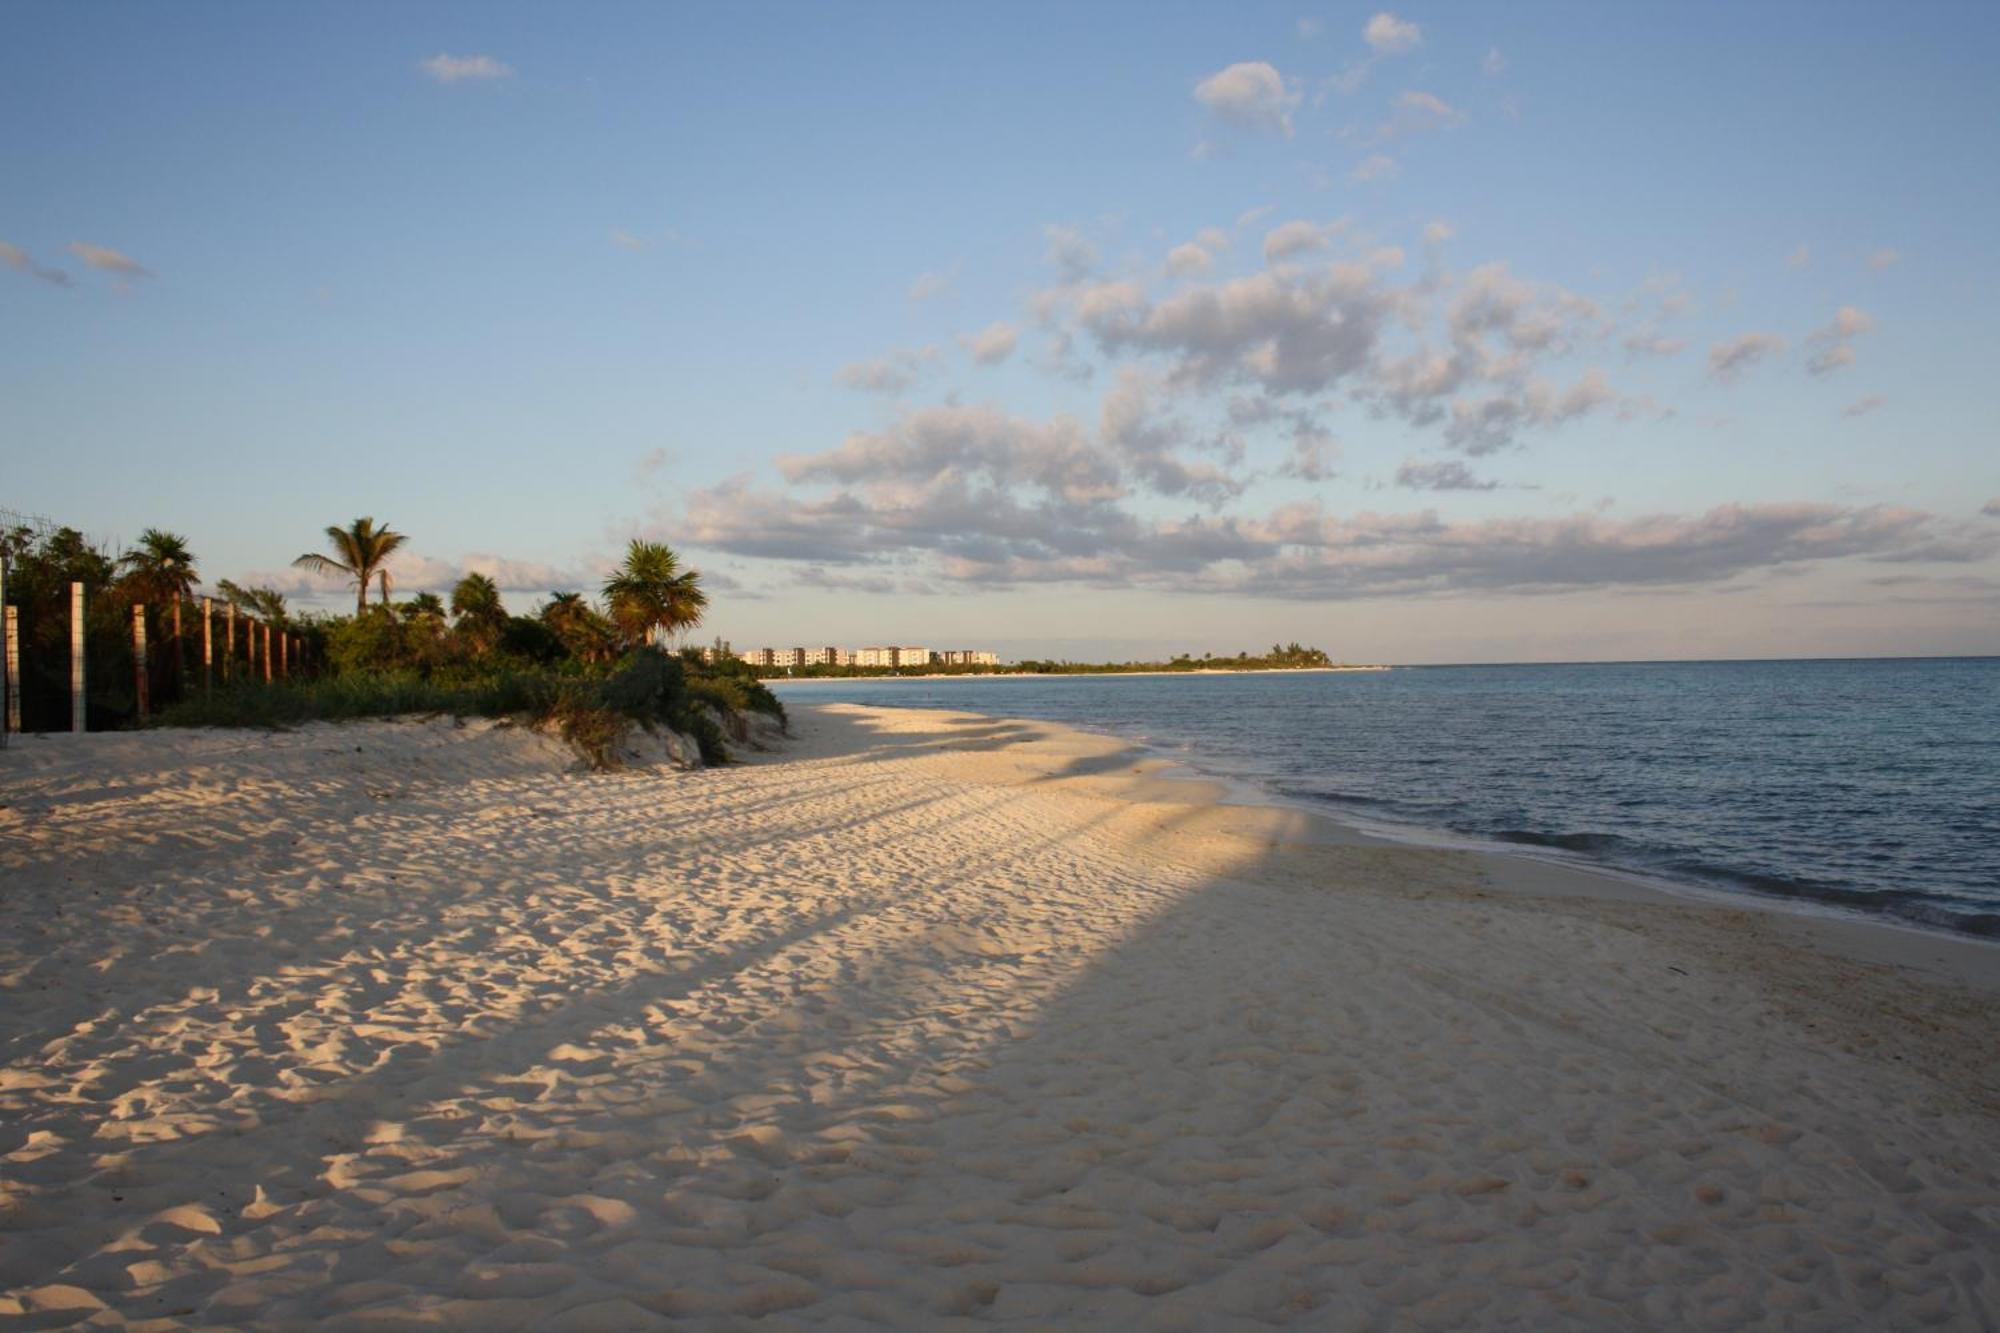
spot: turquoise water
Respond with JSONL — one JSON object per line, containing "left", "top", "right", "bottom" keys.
{"left": 774, "top": 659, "right": 2000, "bottom": 937}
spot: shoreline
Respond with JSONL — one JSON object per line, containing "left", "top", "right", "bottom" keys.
{"left": 767, "top": 665, "right": 1391, "bottom": 683}
{"left": 3, "top": 707, "right": 1995, "bottom": 1326}
{"left": 775, "top": 680, "right": 2000, "bottom": 952}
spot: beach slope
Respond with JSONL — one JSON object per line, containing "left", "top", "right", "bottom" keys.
{"left": 1, "top": 705, "right": 1995, "bottom": 1328}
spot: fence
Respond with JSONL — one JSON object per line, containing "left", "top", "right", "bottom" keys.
{"left": 0, "top": 548, "right": 316, "bottom": 738}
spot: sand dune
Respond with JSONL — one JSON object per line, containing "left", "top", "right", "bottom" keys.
{"left": 1, "top": 706, "right": 1995, "bottom": 1328}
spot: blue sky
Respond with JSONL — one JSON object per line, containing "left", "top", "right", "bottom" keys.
{"left": 4, "top": 1, "right": 1996, "bottom": 661}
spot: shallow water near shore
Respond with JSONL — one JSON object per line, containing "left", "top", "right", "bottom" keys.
{"left": 776, "top": 657, "right": 2000, "bottom": 937}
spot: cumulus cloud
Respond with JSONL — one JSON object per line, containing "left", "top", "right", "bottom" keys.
{"left": 1422, "top": 220, "right": 1454, "bottom": 245}
{"left": 67, "top": 242, "right": 150, "bottom": 280}
{"left": 1193, "top": 61, "right": 1300, "bottom": 137}
{"left": 1166, "top": 243, "right": 1213, "bottom": 276}
{"left": 1351, "top": 153, "right": 1399, "bottom": 182}
{"left": 1263, "top": 219, "right": 1337, "bottom": 262}
{"left": 1867, "top": 248, "right": 1901, "bottom": 270}
{"left": 1805, "top": 305, "right": 1873, "bottom": 376}
{"left": 0, "top": 239, "right": 72, "bottom": 287}
{"left": 835, "top": 346, "right": 937, "bottom": 395}
{"left": 1842, "top": 395, "right": 1886, "bottom": 418}
{"left": 1044, "top": 224, "right": 1099, "bottom": 284}
{"left": 962, "top": 322, "right": 1019, "bottom": 365}
{"left": 1397, "top": 459, "right": 1499, "bottom": 491}
{"left": 1374, "top": 90, "right": 1464, "bottom": 142}
{"left": 909, "top": 270, "right": 953, "bottom": 301}
{"left": 1708, "top": 332, "right": 1786, "bottom": 383}
{"left": 419, "top": 53, "right": 513, "bottom": 82}
{"left": 1363, "top": 12, "right": 1422, "bottom": 53}
{"left": 681, "top": 463, "right": 1953, "bottom": 600}
{"left": 242, "top": 550, "right": 586, "bottom": 602}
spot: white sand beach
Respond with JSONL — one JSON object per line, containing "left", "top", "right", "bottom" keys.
{"left": 2, "top": 704, "right": 1996, "bottom": 1329}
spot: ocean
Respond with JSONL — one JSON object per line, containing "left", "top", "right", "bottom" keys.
{"left": 773, "top": 658, "right": 2000, "bottom": 938}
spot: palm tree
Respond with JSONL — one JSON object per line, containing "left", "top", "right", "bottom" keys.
{"left": 292, "top": 518, "right": 408, "bottom": 614}
{"left": 216, "top": 579, "right": 289, "bottom": 628}
{"left": 120, "top": 530, "right": 199, "bottom": 689}
{"left": 400, "top": 591, "right": 448, "bottom": 626}
{"left": 540, "top": 591, "right": 617, "bottom": 664}
{"left": 450, "top": 573, "right": 506, "bottom": 653}
{"left": 602, "top": 540, "right": 707, "bottom": 650}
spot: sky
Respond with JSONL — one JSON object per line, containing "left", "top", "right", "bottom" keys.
{"left": 4, "top": 1, "right": 1997, "bottom": 663}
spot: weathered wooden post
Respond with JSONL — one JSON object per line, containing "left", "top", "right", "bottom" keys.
{"left": 202, "top": 596, "right": 213, "bottom": 692}
{"left": 224, "top": 602, "right": 237, "bottom": 681}
{"left": 278, "top": 630, "right": 288, "bottom": 681}
{"left": 70, "top": 581, "right": 86, "bottom": 732}
{"left": 171, "top": 597, "right": 184, "bottom": 696}
{"left": 0, "top": 554, "right": 8, "bottom": 750}
{"left": 262, "top": 622, "right": 273, "bottom": 684}
{"left": 3, "top": 605, "right": 18, "bottom": 736}
{"left": 132, "top": 604, "right": 150, "bottom": 722}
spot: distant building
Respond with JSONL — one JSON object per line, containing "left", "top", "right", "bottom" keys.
{"left": 891, "top": 646, "right": 929, "bottom": 668}
{"left": 938, "top": 650, "right": 1000, "bottom": 666}
{"left": 853, "top": 646, "right": 894, "bottom": 667}
{"left": 805, "top": 646, "right": 850, "bottom": 666}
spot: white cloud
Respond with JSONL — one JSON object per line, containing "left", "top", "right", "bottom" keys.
{"left": 1193, "top": 61, "right": 1300, "bottom": 137}
{"left": 1708, "top": 332, "right": 1786, "bottom": 383}
{"left": 962, "top": 322, "right": 1020, "bottom": 365}
{"left": 1842, "top": 394, "right": 1886, "bottom": 418}
{"left": 835, "top": 346, "right": 938, "bottom": 395}
{"left": 1867, "top": 248, "right": 1901, "bottom": 270}
{"left": 1422, "top": 219, "right": 1455, "bottom": 244}
{"left": 609, "top": 226, "right": 685, "bottom": 252}
{"left": 1375, "top": 89, "right": 1464, "bottom": 142}
{"left": 67, "top": 242, "right": 150, "bottom": 279}
{"left": 1044, "top": 224, "right": 1099, "bottom": 283}
{"left": 1805, "top": 305, "right": 1873, "bottom": 376}
{"left": 1364, "top": 12, "right": 1422, "bottom": 54}
{"left": 419, "top": 53, "right": 513, "bottom": 83}
{"left": 1263, "top": 219, "right": 1335, "bottom": 262}
{"left": 909, "top": 270, "right": 954, "bottom": 302}
{"left": 1352, "top": 153, "right": 1399, "bottom": 182}
{"left": 1166, "top": 243, "right": 1213, "bottom": 277}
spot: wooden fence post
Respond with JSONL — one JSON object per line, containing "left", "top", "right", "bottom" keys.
{"left": 263, "top": 622, "right": 273, "bottom": 684}
{"left": 70, "top": 582, "right": 86, "bottom": 733}
{"left": 278, "top": 630, "right": 288, "bottom": 680}
{"left": 3, "top": 605, "right": 18, "bottom": 736}
{"left": 171, "top": 597, "right": 184, "bottom": 695}
{"left": 224, "top": 603, "right": 236, "bottom": 681}
{"left": 133, "top": 604, "right": 150, "bottom": 722}
{"left": 247, "top": 618, "right": 258, "bottom": 679}
{"left": 202, "top": 597, "right": 213, "bottom": 692}
{"left": 0, "top": 554, "right": 8, "bottom": 749}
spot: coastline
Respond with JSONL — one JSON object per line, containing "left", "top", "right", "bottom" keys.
{"left": 2, "top": 705, "right": 1995, "bottom": 1326}
{"left": 768, "top": 665, "right": 1391, "bottom": 683}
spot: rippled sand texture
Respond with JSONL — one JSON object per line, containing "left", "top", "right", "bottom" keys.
{"left": 2, "top": 707, "right": 1996, "bottom": 1329}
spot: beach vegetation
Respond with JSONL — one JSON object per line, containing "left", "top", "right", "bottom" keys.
{"left": 603, "top": 539, "right": 707, "bottom": 649}
{"left": 292, "top": 517, "right": 408, "bottom": 614}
